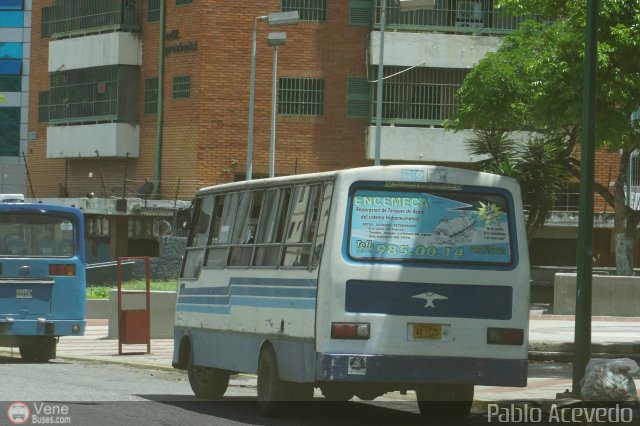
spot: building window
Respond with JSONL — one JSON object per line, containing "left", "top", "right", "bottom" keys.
{"left": 0, "top": 107, "right": 20, "bottom": 156}
{"left": 144, "top": 78, "right": 158, "bottom": 114}
{"left": 173, "top": 75, "right": 191, "bottom": 99}
{"left": 38, "top": 91, "right": 50, "bottom": 122}
{"left": 148, "top": 0, "right": 160, "bottom": 22}
{"left": 176, "top": 0, "right": 192, "bottom": 5}
{"left": 278, "top": 78, "right": 324, "bottom": 116}
{"left": 373, "top": 66, "right": 468, "bottom": 125}
{"left": 282, "top": 0, "right": 327, "bottom": 22}
{"left": 0, "top": 75, "right": 20, "bottom": 92}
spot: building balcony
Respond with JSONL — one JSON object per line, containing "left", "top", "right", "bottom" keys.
{"left": 42, "top": 0, "right": 141, "bottom": 39}
{"left": 373, "top": 0, "right": 540, "bottom": 35}
{"left": 369, "top": 31, "right": 502, "bottom": 68}
{"left": 366, "top": 126, "right": 532, "bottom": 163}
{"left": 48, "top": 32, "right": 141, "bottom": 72}
{"left": 46, "top": 122, "right": 139, "bottom": 159}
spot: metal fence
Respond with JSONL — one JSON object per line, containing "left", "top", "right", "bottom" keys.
{"left": 372, "top": 66, "right": 468, "bottom": 125}
{"left": 46, "top": 65, "right": 139, "bottom": 124}
{"left": 374, "top": 0, "right": 541, "bottom": 35}
{"left": 42, "top": 0, "right": 141, "bottom": 38}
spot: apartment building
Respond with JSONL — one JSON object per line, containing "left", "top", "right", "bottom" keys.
{"left": 24, "top": 0, "right": 632, "bottom": 267}
{"left": 0, "top": 0, "right": 29, "bottom": 193}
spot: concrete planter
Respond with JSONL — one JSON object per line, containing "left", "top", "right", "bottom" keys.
{"left": 86, "top": 299, "right": 110, "bottom": 319}
{"left": 106, "top": 289, "right": 177, "bottom": 339}
{"left": 554, "top": 273, "right": 640, "bottom": 316}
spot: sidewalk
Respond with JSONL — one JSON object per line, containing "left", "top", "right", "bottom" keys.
{"left": 3, "top": 312, "right": 640, "bottom": 403}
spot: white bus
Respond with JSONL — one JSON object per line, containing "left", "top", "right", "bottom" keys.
{"left": 172, "top": 165, "right": 529, "bottom": 420}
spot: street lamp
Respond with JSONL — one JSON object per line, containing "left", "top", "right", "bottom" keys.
{"left": 246, "top": 11, "right": 299, "bottom": 181}
{"left": 267, "top": 32, "right": 287, "bottom": 178}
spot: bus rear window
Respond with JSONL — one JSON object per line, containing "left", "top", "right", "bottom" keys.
{"left": 0, "top": 213, "right": 76, "bottom": 257}
{"left": 348, "top": 187, "right": 514, "bottom": 266}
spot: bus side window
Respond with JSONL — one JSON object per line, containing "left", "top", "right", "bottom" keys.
{"left": 228, "top": 190, "right": 263, "bottom": 267}
{"left": 181, "top": 195, "right": 214, "bottom": 279}
{"left": 281, "top": 184, "right": 321, "bottom": 268}
{"left": 310, "top": 182, "right": 333, "bottom": 268}
{"left": 205, "top": 192, "right": 239, "bottom": 268}
{"left": 253, "top": 187, "right": 290, "bottom": 268}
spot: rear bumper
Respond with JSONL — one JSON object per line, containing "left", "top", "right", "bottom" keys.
{"left": 316, "top": 354, "right": 527, "bottom": 387}
{"left": 0, "top": 319, "right": 85, "bottom": 337}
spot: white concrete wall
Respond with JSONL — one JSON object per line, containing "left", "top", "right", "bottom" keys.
{"left": 370, "top": 31, "right": 503, "bottom": 68}
{"left": 48, "top": 32, "right": 142, "bottom": 72}
{"left": 366, "top": 126, "right": 533, "bottom": 163}
{"left": 554, "top": 273, "right": 640, "bottom": 316}
{"left": 47, "top": 123, "right": 140, "bottom": 158}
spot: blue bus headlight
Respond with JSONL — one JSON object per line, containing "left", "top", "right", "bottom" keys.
{"left": 72, "top": 324, "right": 80, "bottom": 334}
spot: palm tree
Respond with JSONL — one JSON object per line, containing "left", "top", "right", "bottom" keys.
{"left": 466, "top": 130, "right": 571, "bottom": 243}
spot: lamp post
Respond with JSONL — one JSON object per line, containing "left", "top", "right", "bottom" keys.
{"left": 373, "top": 0, "right": 387, "bottom": 166}
{"left": 246, "top": 11, "right": 299, "bottom": 181}
{"left": 267, "top": 32, "right": 287, "bottom": 178}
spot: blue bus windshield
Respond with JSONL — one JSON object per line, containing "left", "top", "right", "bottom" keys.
{"left": 0, "top": 213, "right": 76, "bottom": 257}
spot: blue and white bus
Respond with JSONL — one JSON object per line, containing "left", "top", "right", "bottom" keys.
{"left": 0, "top": 203, "right": 86, "bottom": 362}
{"left": 173, "top": 165, "right": 530, "bottom": 420}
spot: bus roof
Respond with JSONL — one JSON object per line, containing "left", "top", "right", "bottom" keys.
{"left": 0, "top": 202, "right": 84, "bottom": 218}
{"left": 196, "top": 165, "right": 519, "bottom": 196}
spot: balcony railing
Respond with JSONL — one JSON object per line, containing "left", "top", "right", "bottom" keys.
{"left": 44, "top": 65, "right": 139, "bottom": 125}
{"left": 374, "top": 0, "right": 541, "bottom": 35}
{"left": 42, "top": 0, "right": 141, "bottom": 39}
{"left": 371, "top": 66, "right": 468, "bottom": 125}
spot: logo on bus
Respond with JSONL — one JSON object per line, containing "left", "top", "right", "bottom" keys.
{"left": 6, "top": 402, "right": 30, "bottom": 424}
{"left": 412, "top": 292, "right": 448, "bottom": 308}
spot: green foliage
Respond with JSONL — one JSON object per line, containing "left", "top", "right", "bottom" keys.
{"left": 450, "top": 1, "right": 640, "bottom": 151}
{"left": 451, "top": 0, "right": 640, "bottom": 248}
{"left": 86, "top": 280, "right": 178, "bottom": 299}
{"left": 465, "top": 131, "right": 570, "bottom": 237}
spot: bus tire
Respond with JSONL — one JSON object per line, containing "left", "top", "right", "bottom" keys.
{"left": 187, "top": 350, "right": 230, "bottom": 399}
{"left": 320, "top": 384, "right": 354, "bottom": 401}
{"left": 416, "top": 384, "right": 473, "bottom": 422}
{"left": 257, "top": 346, "right": 293, "bottom": 416}
{"left": 19, "top": 337, "right": 56, "bottom": 363}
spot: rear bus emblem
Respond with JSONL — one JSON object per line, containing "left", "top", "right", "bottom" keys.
{"left": 19, "top": 266, "right": 31, "bottom": 276}
{"left": 412, "top": 292, "right": 448, "bottom": 308}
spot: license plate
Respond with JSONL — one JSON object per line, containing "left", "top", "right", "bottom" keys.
{"left": 412, "top": 323, "right": 442, "bottom": 340}
{"left": 16, "top": 289, "right": 32, "bottom": 299}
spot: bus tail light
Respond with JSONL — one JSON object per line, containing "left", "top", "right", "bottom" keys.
{"left": 49, "top": 264, "right": 76, "bottom": 276}
{"left": 487, "top": 327, "right": 524, "bottom": 345}
{"left": 331, "top": 322, "right": 370, "bottom": 340}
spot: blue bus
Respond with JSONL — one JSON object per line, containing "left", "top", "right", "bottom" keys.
{"left": 0, "top": 203, "right": 86, "bottom": 362}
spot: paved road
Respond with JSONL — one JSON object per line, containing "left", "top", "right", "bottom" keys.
{"left": 3, "top": 355, "right": 626, "bottom": 425}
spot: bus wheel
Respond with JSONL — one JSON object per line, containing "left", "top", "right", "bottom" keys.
{"left": 320, "top": 384, "right": 354, "bottom": 401}
{"left": 19, "top": 337, "right": 56, "bottom": 362}
{"left": 416, "top": 384, "right": 473, "bottom": 422}
{"left": 187, "top": 351, "right": 230, "bottom": 399}
{"left": 257, "top": 346, "right": 293, "bottom": 416}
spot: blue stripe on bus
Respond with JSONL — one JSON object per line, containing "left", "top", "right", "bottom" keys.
{"left": 345, "top": 280, "right": 512, "bottom": 320}
{"left": 176, "top": 303, "right": 230, "bottom": 314}
{"left": 176, "top": 277, "right": 318, "bottom": 312}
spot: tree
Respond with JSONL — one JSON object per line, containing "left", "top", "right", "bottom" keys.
{"left": 447, "top": 0, "right": 640, "bottom": 275}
